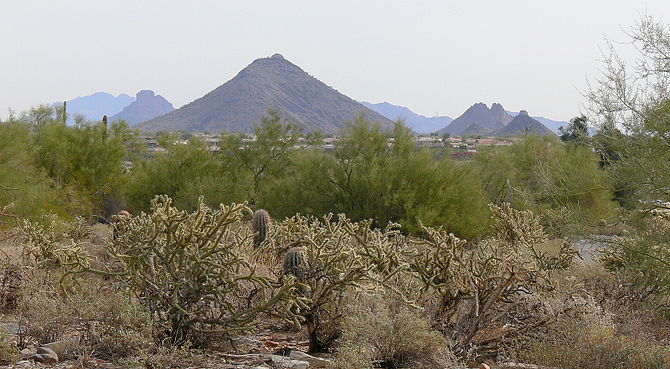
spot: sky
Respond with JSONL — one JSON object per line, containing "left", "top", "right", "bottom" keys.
{"left": 1, "top": 0, "right": 669, "bottom": 121}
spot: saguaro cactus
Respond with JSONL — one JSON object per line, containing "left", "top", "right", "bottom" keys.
{"left": 251, "top": 209, "right": 271, "bottom": 246}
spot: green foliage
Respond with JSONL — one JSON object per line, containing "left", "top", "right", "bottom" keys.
{"left": 262, "top": 118, "right": 490, "bottom": 237}
{"left": 0, "top": 332, "right": 19, "bottom": 365}
{"left": 124, "top": 139, "right": 236, "bottom": 212}
{"left": 251, "top": 209, "right": 271, "bottom": 247}
{"left": 0, "top": 121, "right": 67, "bottom": 220}
{"left": 477, "top": 135, "right": 617, "bottom": 228}
{"left": 220, "top": 111, "right": 318, "bottom": 203}
{"left": 559, "top": 115, "right": 590, "bottom": 143}
{"left": 29, "top": 108, "right": 134, "bottom": 218}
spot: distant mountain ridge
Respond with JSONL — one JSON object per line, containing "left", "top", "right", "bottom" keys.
{"left": 57, "top": 92, "right": 134, "bottom": 124}
{"left": 111, "top": 90, "right": 174, "bottom": 125}
{"left": 138, "top": 54, "right": 394, "bottom": 134}
{"left": 439, "top": 102, "right": 555, "bottom": 137}
{"left": 439, "top": 102, "right": 513, "bottom": 136}
{"left": 360, "top": 101, "right": 452, "bottom": 134}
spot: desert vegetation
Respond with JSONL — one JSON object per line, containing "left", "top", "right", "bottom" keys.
{"left": 2, "top": 14, "right": 670, "bottom": 369}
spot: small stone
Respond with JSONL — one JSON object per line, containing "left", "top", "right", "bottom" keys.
{"left": 34, "top": 346, "right": 58, "bottom": 364}
{"left": 289, "top": 351, "right": 330, "bottom": 368}
{"left": 269, "top": 355, "right": 309, "bottom": 369}
{"left": 480, "top": 364, "right": 491, "bottom": 369}
{"left": 270, "top": 333, "right": 289, "bottom": 341}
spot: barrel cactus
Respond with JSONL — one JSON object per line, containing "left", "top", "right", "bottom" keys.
{"left": 251, "top": 209, "right": 271, "bottom": 247}
{"left": 282, "top": 246, "right": 306, "bottom": 282}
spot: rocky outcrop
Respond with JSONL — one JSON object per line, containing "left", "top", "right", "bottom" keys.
{"left": 439, "top": 102, "right": 513, "bottom": 136}
{"left": 111, "top": 90, "right": 174, "bottom": 125}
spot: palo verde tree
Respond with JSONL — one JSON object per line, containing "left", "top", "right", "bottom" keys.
{"left": 586, "top": 14, "right": 670, "bottom": 210}
{"left": 263, "top": 116, "right": 490, "bottom": 237}
{"left": 219, "top": 110, "right": 319, "bottom": 204}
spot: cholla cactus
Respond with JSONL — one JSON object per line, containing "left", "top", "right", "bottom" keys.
{"left": 17, "top": 218, "right": 90, "bottom": 272}
{"left": 101, "top": 195, "right": 306, "bottom": 343}
{"left": 408, "top": 203, "right": 571, "bottom": 356}
{"left": 272, "top": 213, "right": 408, "bottom": 352}
{"left": 251, "top": 209, "right": 271, "bottom": 247}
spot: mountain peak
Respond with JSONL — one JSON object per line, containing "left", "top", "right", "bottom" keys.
{"left": 111, "top": 90, "right": 174, "bottom": 125}
{"left": 440, "top": 102, "right": 512, "bottom": 136}
{"left": 519, "top": 110, "right": 529, "bottom": 116}
{"left": 137, "top": 55, "right": 393, "bottom": 133}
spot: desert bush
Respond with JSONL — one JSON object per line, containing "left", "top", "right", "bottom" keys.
{"left": 16, "top": 270, "right": 154, "bottom": 360}
{"left": 0, "top": 255, "right": 24, "bottom": 312}
{"left": 600, "top": 213, "right": 670, "bottom": 305}
{"left": 0, "top": 331, "right": 19, "bottom": 366}
{"left": 524, "top": 308, "right": 670, "bottom": 369}
{"left": 268, "top": 213, "right": 408, "bottom": 352}
{"left": 408, "top": 203, "right": 576, "bottom": 358}
{"left": 333, "top": 292, "right": 462, "bottom": 369}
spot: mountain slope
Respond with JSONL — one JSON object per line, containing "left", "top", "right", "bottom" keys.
{"left": 138, "top": 54, "right": 394, "bottom": 134}
{"left": 111, "top": 90, "right": 174, "bottom": 125}
{"left": 493, "top": 110, "right": 555, "bottom": 136}
{"left": 57, "top": 92, "right": 134, "bottom": 124}
{"left": 439, "top": 103, "right": 512, "bottom": 136}
{"left": 360, "top": 101, "right": 452, "bottom": 134}
{"left": 508, "top": 111, "right": 567, "bottom": 134}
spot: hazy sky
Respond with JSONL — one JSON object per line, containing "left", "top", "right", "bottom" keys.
{"left": 2, "top": 0, "right": 669, "bottom": 121}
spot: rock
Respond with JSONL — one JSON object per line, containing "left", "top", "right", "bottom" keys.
{"left": 289, "top": 351, "right": 330, "bottom": 368}
{"left": 268, "top": 354, "right": 309, "bottom": 369}
{"left": 480, "top": 364, "right": 491, "bottom": 369}
{"left": 42, "top": 340, "right": 75, "bottom": 356}
{"left": 20, "top": 348, "right": 35, "bottom": 360}
{"left": 33, "top": 346, "right": 58, "bottom": 364}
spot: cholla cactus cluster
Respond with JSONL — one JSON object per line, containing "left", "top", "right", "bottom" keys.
{"left": 408, "top": 203, "right": 571, "bottom": 355}
{"left": 270, "top": 213, "right": 408, "bottom": 352}
{"left": 103, "top": 195, "right": 306, "bottom": 342}
{"left": 17, "top": 217, "right": 91, "bottom": 272}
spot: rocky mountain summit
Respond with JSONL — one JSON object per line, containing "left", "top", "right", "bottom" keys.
{"left": 439, "top": 102, "right": 513, "bottom": 136}
{"left": 439, "top": 103, "right": 553, "bottom": 136}
{"left": 110, "top": 90, "right": 174, "bottom": 125}
{"left": 137, "top": 54, "right": 393, "bottom": 134}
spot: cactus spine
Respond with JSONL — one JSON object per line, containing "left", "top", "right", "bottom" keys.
{"left": 251, "top": 209, "right": 271, "bottom": 247}
{"left": 282, "top": 247, "right": 306, "bottom": 281}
